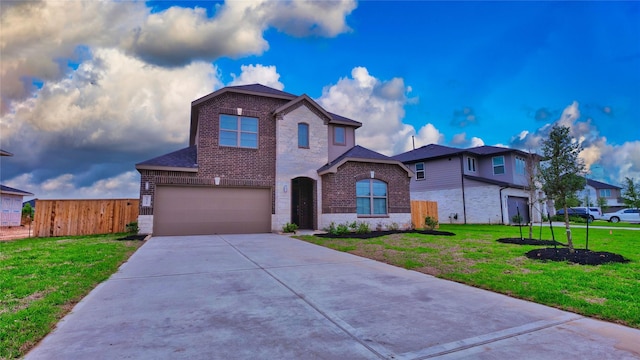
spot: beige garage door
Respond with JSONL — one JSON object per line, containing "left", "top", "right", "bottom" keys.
{"left": 154, "top": 186, "right": 271, "bottom": 236}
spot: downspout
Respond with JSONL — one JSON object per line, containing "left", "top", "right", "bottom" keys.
{"left": 499, "top": 186, "right": 508, "bottom": 224}
{"left": 460, "top": 155, "right": 467, "bottom": 224}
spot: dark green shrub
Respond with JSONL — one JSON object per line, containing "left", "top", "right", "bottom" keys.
{"left": 424, "top": 216, "right": 438, "bottom": 230}
{"left": 512, "top": 214, "right": 523, "bottom": 224}
{"left": 355, "top": 222, "right": 371, "bottom": 234}
{"left": 336, "top": 223, "right": 350, "bottom": 235}
{"left": 282, "top": 222, "right": 298, "bottom": 233}
{"left": 126, "top": 221, "right": 139, "bottom": 234}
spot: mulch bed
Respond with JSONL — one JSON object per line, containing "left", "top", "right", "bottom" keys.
{"left": 497, "top": 237, "right": 565, "bottom": 246}
{"left": 525, "top": 248, "right": 629, "bottom": 265}
{"left": 116, "top": 234, "right": 147, "bottom": 241}
{"left": 316, "top": 229, "right": 455, "bottom": 239}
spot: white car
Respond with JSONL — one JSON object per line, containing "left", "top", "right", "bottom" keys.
{"left": 602, "top": 208, "right": 640, "bottom": 223}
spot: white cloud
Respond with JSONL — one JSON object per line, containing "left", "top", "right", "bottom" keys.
{"left": 449, "top": 132, "right": 484, "bottom": 148}
{"left": 470, "top": 137, "right": 485, "bottom": 147}
{"left": 5, "top": 171, "right": 140, "bottom": 200}
{"left": 510, "top": 100, "right": 640, "bottom": 185}
{"left": 1, "top": 0, "right": 356, "bottom": 111}
{"left": 316, "top": 66, "right": 428, "bottom": 155}
{"left": 229, "top": 64, "right": 284, "bottom": 90}
{"left": 2, "top": 48, "right": 219, "bottom": 159}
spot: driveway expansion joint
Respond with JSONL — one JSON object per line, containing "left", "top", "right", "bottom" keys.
{"left": 401, "top": 314, "right": 584, "bottom": 359}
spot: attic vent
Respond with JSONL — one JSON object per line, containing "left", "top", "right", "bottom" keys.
{"left": 237, "top": 108, "right": 243, "bottom": 116}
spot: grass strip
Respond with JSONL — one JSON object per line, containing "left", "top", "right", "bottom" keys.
{"left": 0, "top": 234, "right": 142, "bottom": 359}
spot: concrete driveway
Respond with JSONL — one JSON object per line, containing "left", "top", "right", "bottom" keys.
{"left": 26, "top": 234, "right": 640, "bottom": 359}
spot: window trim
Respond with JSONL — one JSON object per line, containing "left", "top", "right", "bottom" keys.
{"left": 219, "top": 114, "right": 259, "bottom": 149}
{"left": 599, "top": 189, "right": 611, "bottom": 197}
{"left": 298, "top": 122, "right": 309, "bottom": 149}
{"left": 467, "top": 157, "right": 476, "bottom": 173}
{"left": 333, "top": 126, "right": 346, "bottom": 146}
{"left": 356, "top": 179, "right": 388, "bottom": 217}
{"left": 415, "top": 162, "right": 425, "bottom": 180}
{"left": 492, "top": 156, "right": 505, "bottom": 175}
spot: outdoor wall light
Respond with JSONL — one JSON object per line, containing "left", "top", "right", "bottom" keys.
{"left": 214, "top": 177, "right": 221, "bottom": 186}
{"left": 237, "top": 108, "right": 243, "bottom": 116}
{"left": 144, "top": 182, "right": 149, "bottom": 190}
{"left": 370, "top": 171, "right": 375, "bottom": 178}
{"left": 283, "top": 184, "right": 288, "bottom": 193}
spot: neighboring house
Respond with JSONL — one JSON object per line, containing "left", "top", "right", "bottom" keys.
{"left": 1, "top": 186, "right": 33, "bottom": 226}
{"left": 1, "top": 149, "right": 34, "bottom": 227}
{"left": 136, "top": 84, "right": 413, "bottom": 235}
{"left": 393, "top": 144, "right": 546, "bottom": 224}
{"left": 579, "top": 178, "right": 625, "bottom": 212}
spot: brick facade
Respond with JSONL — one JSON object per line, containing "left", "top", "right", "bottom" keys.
{"left": 321, "top": 162, "right": 411, "bottom": 214}
{"left": 137, "top": 85, "right": 412, "bottom": 233}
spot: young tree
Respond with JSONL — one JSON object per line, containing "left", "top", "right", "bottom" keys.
{"left": 621, "top": 177, "right": 640, "bottom": 209}
{"left": 538, "top": 125, "right": 586, "bottom": 251}
{"left": 525, "top": 150, "right": 541, "bottom": 239}
{"left": 597, "top": 196, "right": 608, "bottom": 213}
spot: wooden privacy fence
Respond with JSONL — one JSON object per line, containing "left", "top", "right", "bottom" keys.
{"left": 411, "top": 201, "right": 439, "bottom": 229}
{"left": 34, "top": 199, "right": 139, "bottom": 237}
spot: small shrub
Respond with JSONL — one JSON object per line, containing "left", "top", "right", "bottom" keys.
{"left": 324, "top": 222, "right": 337, "bottom": 234}
{"left": 376, "top": 222, "right": 384, "bottom": 231}
{"left": 282, "top": 222, "right": 298, "bottom": 233}
{"left": 336, "top": 223, "right": 350, "bottom": 235}
{"left": 511, "top": 214, "right": 523, "bottom": 224}
{"left": 348, "top": 221, "right": 358, "bottom": 231}
{"left": 387, "top": 222, "right": 399, "bottom": 231}
{"left": 125, "top": 221, "right": 139, "bottom": 234}
{"left": 424, "top": 216, "right": 438, "bottom": 230}
{"left": 355, "top": 221, "right": 371, "bottom": 234}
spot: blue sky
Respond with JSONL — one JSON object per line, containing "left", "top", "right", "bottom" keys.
{"left": 1, "top": 0, "right": 639, "bottom": 199}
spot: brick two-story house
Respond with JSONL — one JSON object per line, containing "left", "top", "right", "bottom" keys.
{"left": 136, "top": 84, "right": 412, "bottom": 235}
{"left": 393, "top": 144, "right": 545, "bottom": 224}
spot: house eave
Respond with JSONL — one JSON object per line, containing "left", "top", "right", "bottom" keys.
{"left": 0, "top": 189, "right": 33, "bottom": 196}
{"left": 135, "top": 165, "right": 198, "bottom": 173}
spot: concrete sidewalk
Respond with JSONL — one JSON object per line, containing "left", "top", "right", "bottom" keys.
{"left": 26, "top": 234, "right": 640, "bottom": 359}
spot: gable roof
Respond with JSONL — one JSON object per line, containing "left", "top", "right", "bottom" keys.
{"left": 273, "top": 94, "right": 362, "bottom": 128}
{"left": 0, "top": 184, "right": 33, "bottom": 196}
{"left": 136, "top": 146, "right": 198, "bottom": 172}
{"left": 586, "top": 178, "right": 621, "bottom": 190}
{"left": 318, "top": 145, "right": 412, "bottom": 177}
{"left": 464, "top": 175, "right": 528, "bottom": 190}
{"left": 1, "top": 149, "right": 13, "bottom": 156}
{"left": 189, "top": 83, "right": 363, "bottom": 145}
{"left": 393, "top": 144, "right": 531, "bottom": 163}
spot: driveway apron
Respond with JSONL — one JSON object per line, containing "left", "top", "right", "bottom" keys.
{"left": 26, "top": 234, "right": 640, "bottom": 359}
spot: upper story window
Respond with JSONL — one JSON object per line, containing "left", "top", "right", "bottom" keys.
{"left": 298, "top": 123, "right": 309, "bottom": 148}
{"left": 492, "top": 156, "right": 505, "bottom": 175}
{"left": 599, "top": 189, "right": 611, "bottom": 197}
{"left": 334, "top": 126, "right": 346, "bottom": 145}
{"left": 467, "top": 157, "right": 476, "bottom": 172}
{"left": 415, "top": 163, "right": 425, "bottom": 180}
{"left": 219, "top": 114, "right": 258, "bottom": 149}
{"left": 356, "top": 179, "right": 388, "bottom": 216}
{"left": 515, "top": 156, "right": 526, "bottom": 175}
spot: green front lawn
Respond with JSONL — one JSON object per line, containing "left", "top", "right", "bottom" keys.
{"left": 298, "top": 224, "right": 640, "bottom": 328}
{"left": 590, "top": 220, "right": 640, "bottom": 228}
{"left": 0, "top": 234, "right": 142, "bottom": 359}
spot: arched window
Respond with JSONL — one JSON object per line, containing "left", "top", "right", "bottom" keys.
{"left": 298, "top": 123, "right": 309, "bottom": 148}
{"left": 356, "top": 179, "right": 387, "bottom": 215}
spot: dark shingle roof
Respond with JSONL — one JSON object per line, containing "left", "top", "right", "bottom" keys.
{"left": 225, "top": 84, "right": 297, "bottom": 99}
{"left": 318, "top": 145, "right": 395, "bottom": 172}
{"left": 392, "top": 144, "right": 462, "bottom": 163}
{"left": 0, "top": 184, "right": 33, "bottom": 196}
{"left": 393, "top": 144, "right": 524, "bottom": 163}
{"left": 1, "top": 149, "right": 13, "bottom": 156}
{"left": 327, "top": 111, "right": 361, "bottom": 127}
{"left": 136, "top": 146, "right": 197, "bottom": 169}
{"left": 586, "top": 178, "right": 621, "bottom": 189}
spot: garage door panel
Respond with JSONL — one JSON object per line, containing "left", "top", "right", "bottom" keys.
{"left": 154, "top": 186, "right": 271, "bottom": 236}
